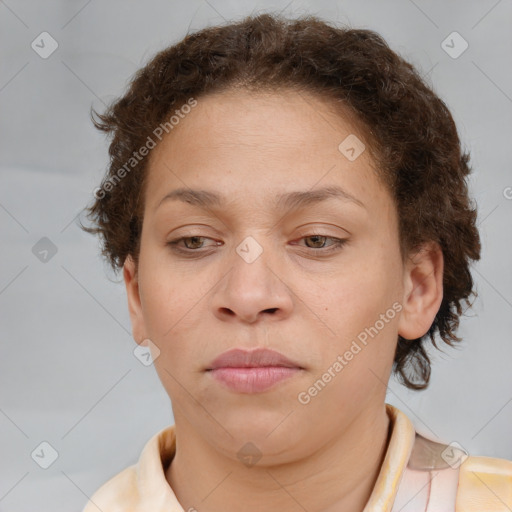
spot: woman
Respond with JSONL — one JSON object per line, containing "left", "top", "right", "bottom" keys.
{"left": 81, "top": 12, "right": 511, "bottom": 511}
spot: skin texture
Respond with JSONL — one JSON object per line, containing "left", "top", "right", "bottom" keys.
{"left": 123, "top": 89, "right": 444, "bottom": 512}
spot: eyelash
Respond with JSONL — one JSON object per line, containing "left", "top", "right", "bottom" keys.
{"left": 167, "top": 234, "right": 348, "bottom": 257}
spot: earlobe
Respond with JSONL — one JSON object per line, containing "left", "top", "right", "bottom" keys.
{"left": 398, "top": 242, "right": 444, "bottom": 340}
{"left": 123, "top": 255, "right": 146, "bottom": 344}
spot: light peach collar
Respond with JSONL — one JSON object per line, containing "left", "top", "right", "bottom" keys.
{"left": 363, "top": 404, "right": 416, "bottom": 511}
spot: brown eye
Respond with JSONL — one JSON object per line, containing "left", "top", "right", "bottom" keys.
{"left": 182, "top": 236, "right": 206, "bottom": 249}
{"left": 292, "top": 234, "right": 348, "bottom": 255}
{"left": 303, "top": 235, "right": 329, "bottom": 249}
{"left": 167, "top": 236, "right": 220, "bottom": 255}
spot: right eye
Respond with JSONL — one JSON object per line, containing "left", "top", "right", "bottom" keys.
{"left": 167, "top": 236, "right": 221, "bottom": 254}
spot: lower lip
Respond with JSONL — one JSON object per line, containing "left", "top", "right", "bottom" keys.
{"left": 208, "top": 367, "right": 301, "bottom": 393}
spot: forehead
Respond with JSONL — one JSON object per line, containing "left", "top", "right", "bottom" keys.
{"left": 144, "top": 89, "right": 390, "bottom": 217}
{"left": 153, "top": 89, "right": 368, "bottom": 153}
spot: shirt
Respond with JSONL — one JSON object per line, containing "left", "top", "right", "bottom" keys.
{"left": 82, "top": 404, "right": 512, "bottom": 511}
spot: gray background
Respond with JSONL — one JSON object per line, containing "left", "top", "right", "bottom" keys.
{"left": 1, "top": 0, "right": 511, "bottom": 510}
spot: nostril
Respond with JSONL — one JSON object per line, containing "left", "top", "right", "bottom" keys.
{"left": 265, "top": 308, "right": 278, "bottom": 314}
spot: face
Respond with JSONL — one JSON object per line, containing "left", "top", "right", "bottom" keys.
{"left": 124, "top": 89, "right": 441, "bottom": 463}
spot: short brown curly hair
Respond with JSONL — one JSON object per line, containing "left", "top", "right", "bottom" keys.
{"left": 80, "top": 12, "right": 481, "bottom": 390}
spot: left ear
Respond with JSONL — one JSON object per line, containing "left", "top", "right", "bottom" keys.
{"left": 398, "top": 241, "right": 444, "bottom": 340}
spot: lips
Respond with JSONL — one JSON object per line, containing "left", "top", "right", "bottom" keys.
{"left": 206, "top": 347, "right": 302, "bottom": 371}
{"left": 206, "top": 348, "right": 304, "bottom": 393}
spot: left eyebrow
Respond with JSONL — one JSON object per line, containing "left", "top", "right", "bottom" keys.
{"left": 156, "top": 184, "right": 366, "bottom": 212}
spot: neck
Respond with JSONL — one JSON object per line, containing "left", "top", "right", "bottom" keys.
{"left": 165, "top": 404, "right": 391, "bottom": 512}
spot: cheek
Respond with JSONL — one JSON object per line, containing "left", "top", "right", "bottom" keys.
{"left": 311, "top": 261, "right": 402, "bottom": 389}
{"left": 138, "top": 259, "right": 215, "bottom": 378}
{"left": 324, "top": 255, "right": 401, "bottom": 332}
{"left": 138, "top": 258, "right": 194, "bottom": 343}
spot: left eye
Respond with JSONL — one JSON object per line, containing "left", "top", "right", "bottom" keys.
{"left": 298, "top": 234, "right": 345, "bottom": 250}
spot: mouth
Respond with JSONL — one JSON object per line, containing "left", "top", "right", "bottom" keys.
{"left": 205, "top": 348, "right": 304, "bottom": 393}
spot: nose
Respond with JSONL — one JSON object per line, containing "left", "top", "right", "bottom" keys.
{"left": 211, "top": 246, "right": 294, "bottom": 324}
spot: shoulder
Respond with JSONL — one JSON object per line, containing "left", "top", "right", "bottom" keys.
{"left": 81, "top": 425, "right": 178, "bottom": 512}
{"left": 82, "top": 464, "right": 139, "bottom": 512}
{"left": 456, "top": 455, "right": 512, "bottom": 510}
